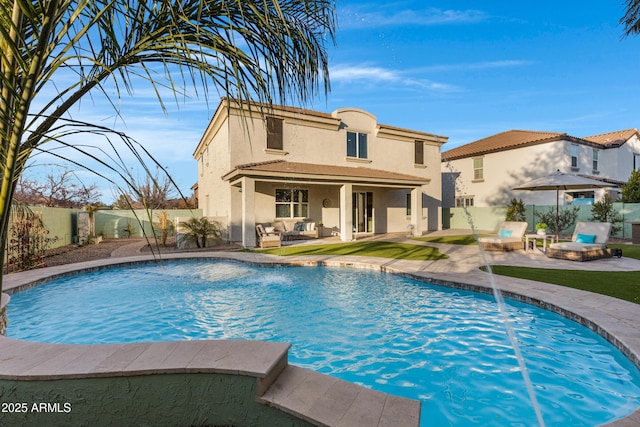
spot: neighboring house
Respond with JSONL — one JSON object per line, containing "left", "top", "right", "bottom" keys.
{"left": 193, "top": 99, "right": 448, "bottom": 247}
{"left": 441, "top": 129, "right": 639, "bottom": 208}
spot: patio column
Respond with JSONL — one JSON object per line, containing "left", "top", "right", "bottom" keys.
{"left": 241, "top": 177, "right": 256, "bottom": 247}
{"left": 411, "top": 187, "right": 423, "bottom": 237}
{"left": 340, "top": 183, "right": 353, "bottom": 241}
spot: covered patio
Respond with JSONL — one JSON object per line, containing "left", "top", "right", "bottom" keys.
{"left": 222, "top": 160, "right": 433, "bottom": 247}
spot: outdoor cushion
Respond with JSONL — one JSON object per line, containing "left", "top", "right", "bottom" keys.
{"left": 265, "top": 226, "right": 276, "bottom": 233}
{"left": 575, "top": 233, "right": 596, "bottom": 244}
{"left": 294, "top": 222, "right": 305, "bottom": 231}
{"left": 498, "top": 229, "right": 513, "bottom": 238}
{"left": 478, "top": 221, "right": 528, "bottom": 251}
{"left": 549, "top": 242, "right": 604, "bottom": 251}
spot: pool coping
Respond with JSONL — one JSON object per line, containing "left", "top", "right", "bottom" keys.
{"left": 1, "top": 251, "right": 639, "bottom": 426}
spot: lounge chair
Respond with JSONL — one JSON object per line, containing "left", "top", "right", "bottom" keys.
{"left": 256, "top": 224, "right": 282, "bottom": 248}
{"left": 547, "top": 222, "right": 613, "bottom": 261}
{"left": 478, "top": 221, "right": 528, "bottom": 251}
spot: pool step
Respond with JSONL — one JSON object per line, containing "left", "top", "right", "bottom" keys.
{"left": 258, "top": 364, "right": 421, "bottom": 427}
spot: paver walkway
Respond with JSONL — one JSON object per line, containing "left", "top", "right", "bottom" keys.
{"left": 109, "top": 238, "right": 148, "bottom": 258}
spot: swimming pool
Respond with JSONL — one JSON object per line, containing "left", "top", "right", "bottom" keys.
{"left": 6, "top": 260, "right": 640, "bottom": 426}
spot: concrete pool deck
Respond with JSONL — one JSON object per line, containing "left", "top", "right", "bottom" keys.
{"left": 1, "top": 235, "right": 639, "bottom": 426}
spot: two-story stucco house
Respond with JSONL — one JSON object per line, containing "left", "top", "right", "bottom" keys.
{"left": 441, "top": 129, "right": 639, "bottom": 208}
{"left": 194, "top": 99, "right": 448, "bottom": 247}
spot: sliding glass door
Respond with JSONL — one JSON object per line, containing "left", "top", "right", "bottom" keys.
{"left": 352, "top": 192, "right": 373, "bottom": 233}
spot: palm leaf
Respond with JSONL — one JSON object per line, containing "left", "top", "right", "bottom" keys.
{"left": 1, "top": 0, "right": 336, "bottom": 295}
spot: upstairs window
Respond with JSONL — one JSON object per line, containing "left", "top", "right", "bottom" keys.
{"left": 414, "top": 140, "right": 424, "bottom": 165}
{"left": 592, "top": 148, "right": 599, "bottom": 172}
{"left": 473, "top": 157, "right": 483, "bottom": 180}
{"left": 347, "top": 131, "right": 368, "bottom": 159}
{"left": 571, "top": 144, "right": 579, "bottom": 168}
{"left": 634, "top": 153, "right": 640, "bottom": 170}
{"left": 266, "top": 117, "right": 283, "bottom": 150}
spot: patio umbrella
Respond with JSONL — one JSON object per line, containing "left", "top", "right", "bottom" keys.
{"left": 512, "top": 170, "right": 615, "bottom": 240}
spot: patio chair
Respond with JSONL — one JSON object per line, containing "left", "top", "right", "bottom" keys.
{"left": 547, "top": 222, "right": 613, "bottom": 262}
{"left": 256, "top": 224, "right": 282, "bottom": 248}
{"left": 478, "top": 221, "right": 528, "bottom": 251}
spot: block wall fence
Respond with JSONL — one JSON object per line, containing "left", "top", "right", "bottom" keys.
{"left": 443, "top": 203, "right": 640, "bottom": 238}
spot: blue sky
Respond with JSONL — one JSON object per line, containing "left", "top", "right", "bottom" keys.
{"left": 28, "top": 1, "right": 640, "bottom": 202}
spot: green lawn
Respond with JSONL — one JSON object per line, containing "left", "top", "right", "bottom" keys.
{"left": 412, "top": 234, "right": 489, "bottom": 245}
{"left": 255, "top": 241, "right": 448, "bottom": 261}
{"left": 487, "top": 265, "right": 640, "bottom": 304}
{"left": 609, "top": 243, "right": 640, "bottom": 260}
{"left": 254, "top": 235, "right": 640, "bottom": 304}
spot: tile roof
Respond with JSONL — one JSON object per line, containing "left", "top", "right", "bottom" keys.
{"left": 441, "top": 128, "right": 639, "bottom": 162}
{"left": 441, "top": 130, "right": 576, "bottom": 161}
{"left": 582, "top": 128, "right": 639, "bottom": 147}
{"left": 223, "top": 160, "right": 429, "bottom": 185}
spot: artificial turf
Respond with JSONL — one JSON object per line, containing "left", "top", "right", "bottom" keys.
{"left": 254, "top": 235, "right": 639, "bottom": 304}
{"left": 412, "top": 234, "right": 485, "bottom": 245}
{"left": 487, "top": 265, "right": 640, "bottom": 304}
{"left": 256, "top": 241, "right": 448, "bottom": 261}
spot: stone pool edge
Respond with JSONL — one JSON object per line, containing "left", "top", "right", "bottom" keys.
{"left": 1, "top": 251, "right": 639, "bottom": 426}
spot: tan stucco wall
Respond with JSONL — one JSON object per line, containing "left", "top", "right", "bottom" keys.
{"left": 196, "top": 102, "right": 446, "bottom": 240}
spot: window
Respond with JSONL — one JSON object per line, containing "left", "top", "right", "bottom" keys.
{"left": 347, "top": 131, "right": 368, "bottom": 159}
{"left": 571, "top": 144, "right": 579, "bottom": 168}
{"left": 275, "top": 189, "right": 308, "bottom": 218}
{"left": 634, "top": 153, "right": 640, "bottom": 170}
{"left": 406, "top": 193, "right": 411, "bottom": 216}
{"left": 414, "top": 140, "right": 424, "bottom": 165}
{"left": 473, "top": 157, "right": 483, "bottom": 180}
{"left": 592, "top": 148, "right": 599, "bottom": 172}
{"left": 266, "top": 117, "right": 283, "bottom": 150}
{"left": 455, "top": 196, "right": 474, "bottom": 207}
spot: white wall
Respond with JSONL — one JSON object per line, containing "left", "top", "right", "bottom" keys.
{"left": 442, "top": 137, "right": 634, "bottom": 208}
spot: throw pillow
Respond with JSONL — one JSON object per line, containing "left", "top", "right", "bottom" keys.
{"left": 575, "top": 233, "right": 596, "bottom": 244}
{"left": 498, "top": 229, "right": 513, "bottom": 238}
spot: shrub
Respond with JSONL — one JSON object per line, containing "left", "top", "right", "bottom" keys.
{"left": 621, "top": 169, "right": 640, "bottom": 203}
{"left": 590, "top": 194, "right": 622, "bottom": 234}
{"left": 535, "top": 206, "right": 579, "bottom": 236}
{"left": 505, "top": 198, "right": 526, "bottom": 222}
{"left": 179, "top": 217, "right": 222, "bottom": 248}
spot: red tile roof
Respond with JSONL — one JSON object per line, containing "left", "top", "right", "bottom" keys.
{"left": 442, "top": 128, "right": 639, "bottom": 161}
{"left": 441, "top": 130, "right": 580, "bottom": 161}
{"left": 582, "top": 128, "right": 639, "bottom": 147}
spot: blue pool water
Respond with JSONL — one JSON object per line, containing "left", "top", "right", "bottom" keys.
{"left": 7, "top": 260, "right": 640, "bottom": 426}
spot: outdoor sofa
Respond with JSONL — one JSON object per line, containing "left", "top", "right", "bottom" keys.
{"left": 478, "top": 221, "right": 528, "bottom": 251}
{"left": 272, "top": 220, "right": 318, "bottom": 240}
{"left": 547, "top": 222, "right": 613, "bottom": 262}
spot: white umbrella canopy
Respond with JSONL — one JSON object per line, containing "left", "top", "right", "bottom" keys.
{"left": 512, "top": 170, "right": 616, "bottom": 239}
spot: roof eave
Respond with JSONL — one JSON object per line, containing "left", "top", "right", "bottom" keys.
{"left": 223, "top": 168, "right": 429, "bottom": 187}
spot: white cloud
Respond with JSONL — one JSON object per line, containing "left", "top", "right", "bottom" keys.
{"left": 330, "top": 64, "right": 461, "bottom": 92}
{"left": 340, "top": 5, "right": 487, "bottom": 28}
{"left": 418, "top": 60, "right": 533, "bottom": 73}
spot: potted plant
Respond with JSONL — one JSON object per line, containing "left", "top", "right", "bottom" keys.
{"left": 535, "top": 223, "right": 548, "bottom": 236}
